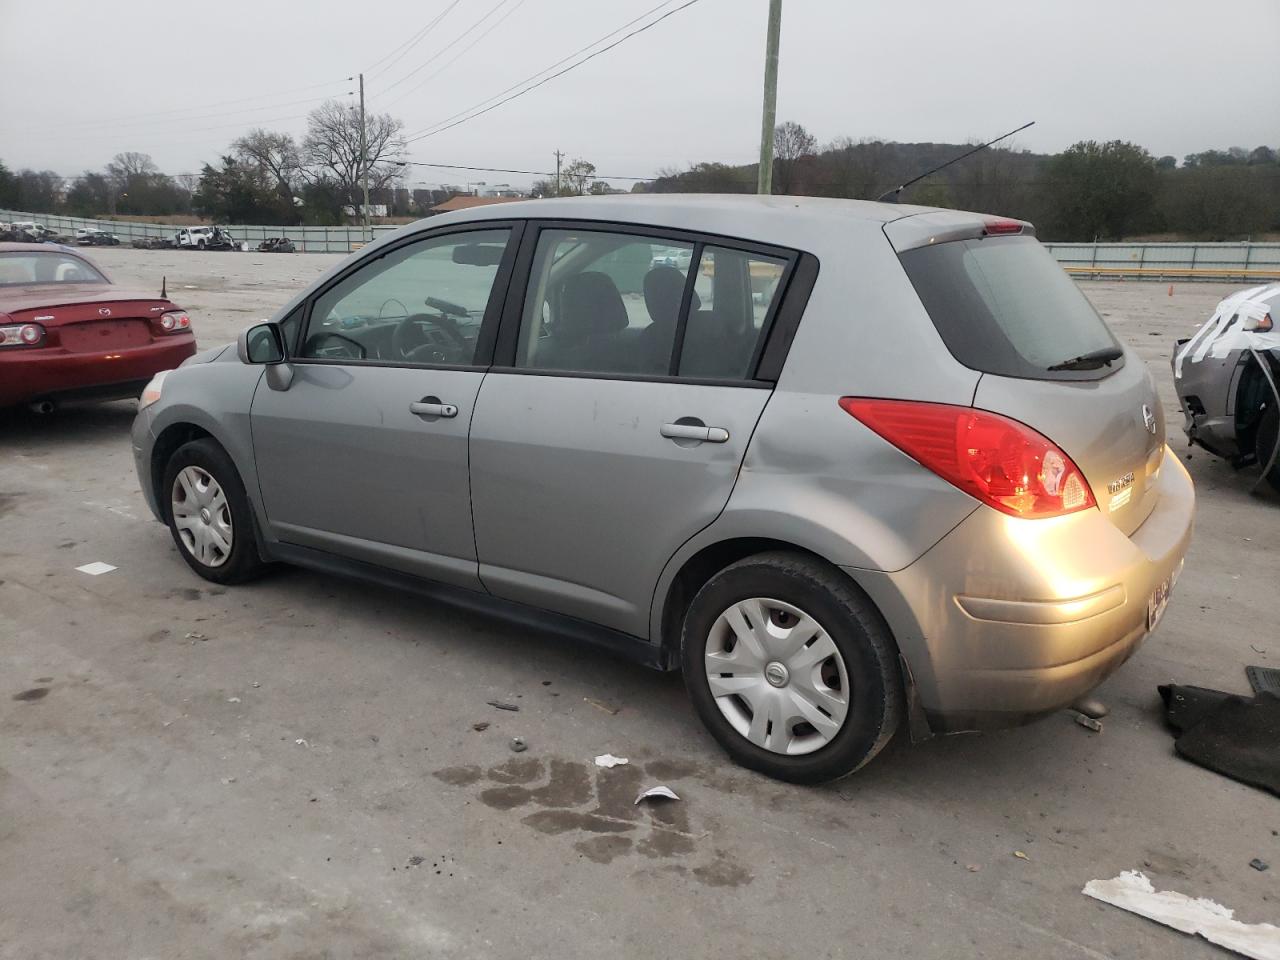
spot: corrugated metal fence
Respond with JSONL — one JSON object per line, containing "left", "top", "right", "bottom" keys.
{"left": 1, "top": 210, "right": 400, "bottom": 253}
{"left": 1041, "top": 242, "right": 1280, "bottom": 282}
{"left": 5, "top": 209, "right": 1280, "bottom": 280}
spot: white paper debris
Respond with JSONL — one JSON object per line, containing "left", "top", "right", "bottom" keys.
{"left": 75, "top": 561, "right": 117, "bottom": 576}
{"left": 634, "top": 785, "right": 680, "bottom": 805}
{"left": 1083, "top": 870, "right": 1280, "bottom": 960}
{"left": 226, "top": 697, "right": 241, "bottom": 703}
{"left": 294, "top": 738, "right": 309, "bottom": 747}
{"left": 594, "top": 754, "right": 629, "bottom": 768}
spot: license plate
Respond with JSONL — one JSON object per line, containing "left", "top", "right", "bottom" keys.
{"left": 1147, "top": 577, "right": 1172, "bottom": 631}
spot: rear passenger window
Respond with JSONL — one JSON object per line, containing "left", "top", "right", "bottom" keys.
{"left": 678, "top": 246, "right": 787, "bottom": 379}
{"left": 515, "top": 229, "right": 694, "bottom": 377}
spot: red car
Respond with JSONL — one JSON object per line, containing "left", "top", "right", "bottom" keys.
{"left": 0, "top": 242, "right": 196, "bottom": 411}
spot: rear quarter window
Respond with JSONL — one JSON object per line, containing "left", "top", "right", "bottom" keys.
{"left": 899, "top": 235, "right": 1122, "bottom": 381}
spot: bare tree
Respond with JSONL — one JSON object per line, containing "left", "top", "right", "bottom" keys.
{"left": 233, "top": 129, "right": 304, "bottom": 208}
{"left": 772, "top": 121, "right": 816, "bottom": 194}
{"left": 107, "top": 151, "right": 158, "bottom": 182}
{"left": 301, "top": 100, "right": 404, "bottom": 214}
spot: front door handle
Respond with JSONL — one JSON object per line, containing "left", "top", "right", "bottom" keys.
{"left": 661, "top": 421, "right": 729, "bottom": 443}
{"left": 409, "top": 397, "right": 458, "bottom": 419}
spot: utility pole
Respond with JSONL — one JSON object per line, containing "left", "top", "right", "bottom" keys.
{"left": 756, "top": 0, "right": 782, "bottom": 195}
{"left": 359, "top": 72, "right": 371, "bottom": 241}
{"left": 554, "top": 150, "right": 564, "bottom": 197}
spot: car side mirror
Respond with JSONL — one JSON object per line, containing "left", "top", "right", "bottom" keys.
{"left": 238, "top": 321, "right": 285, "bottom": 365}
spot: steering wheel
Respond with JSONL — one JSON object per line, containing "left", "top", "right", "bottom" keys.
{"left": 392, "top": 313, "right": 469, "bottom": 361}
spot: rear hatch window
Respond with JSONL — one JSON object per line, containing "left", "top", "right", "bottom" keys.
{"left": 899, "top": 235, "right": 1122, "bottom": 381}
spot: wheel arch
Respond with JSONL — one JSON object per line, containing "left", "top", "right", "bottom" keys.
{"left": 150, "top": 421, "right": 217, "bottom": 522}
{"left": 653, "top": 535, "right": 884, "bottom": 661}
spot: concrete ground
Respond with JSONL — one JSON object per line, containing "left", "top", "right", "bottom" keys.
{"left": 1, "top": 247, "right": 1276, "bottom": 959}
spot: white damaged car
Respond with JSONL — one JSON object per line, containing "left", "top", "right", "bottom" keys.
{"left": 1173, "top": 283, "right": 1280, "bottom": 493}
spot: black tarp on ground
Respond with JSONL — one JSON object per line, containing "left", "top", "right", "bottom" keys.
{"left": 1158, "top": 682, "right": 1280, "bottom": 798}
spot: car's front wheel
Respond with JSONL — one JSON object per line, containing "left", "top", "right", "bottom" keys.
{"left": 162, "top": 439, "right": 267, "bottom": 584}
{"left": 682, "top": 552, "right": 903, "bottom": 784}
{"left": 1256, "top": 403, "right": 1280, "bottom": 493}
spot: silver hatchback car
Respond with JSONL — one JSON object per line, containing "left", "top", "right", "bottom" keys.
{"left": 132, "top": 196, "right": 1194, "bottom": 783}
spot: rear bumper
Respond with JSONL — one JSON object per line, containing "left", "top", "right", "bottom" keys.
{"left": 0, "top": 337, "right": 195, "bottom": 407}
{"left": 853, "top": 446, "right": 1195, "bottom": 733}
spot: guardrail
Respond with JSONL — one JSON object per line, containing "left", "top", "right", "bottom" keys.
{"left": 1043, "top": 242, "right": 1280, "bottom": 282}
{"left": 5, "top": 210, "right": 1280, "bottom": 279}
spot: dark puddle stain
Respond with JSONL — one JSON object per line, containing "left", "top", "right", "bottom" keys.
{"left": 56, "top": 541, "right": 77, "bottom": 550}
{"left": 479, "top": 785, "right": 533, "bottom": 810}
{"left": 146, "top": 629, "right": 171, "bottom": 643}
{"left": 487, "top": 757, "right": 543, "bottom": 785}
{"left": 13, "top": 687, "right": 50, "bottom": 702}
{"left": 178, "top": 588, "right": 203, "bottom": 601}
{"left": 575, "top": 835, "right": 633, "bottom": 864}
{"left": 436, "top": 754, "right": 749, "bottom": 884}
{"left": 35, "top": 677, "right": 53, "bottom": 683}
{"left": 0, "top": 493, "right": 21, "bottom": 518}
{"left": 639, "top": 828, "right": 696, "bottom": 859}
{"left": 644, "top": 758, "right": 702, "bottom": 780}
{"left": 522, "top": 810, "right": 633, "bottom": 835}
{"left": 692, "top": 858, "right": 753, "bottom": 887}
{"left": 433, "top": 765, "right": 482, "bottom": 786}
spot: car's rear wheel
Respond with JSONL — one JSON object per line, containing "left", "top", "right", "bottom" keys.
{"left": 1255, "top": 403, "right": 1280, "bottom": 493}
{"left": 681, "top": 552, "right": 903, "bottom": 784}
{"left": 162, "top": 439, "right": 267, "bottom": 584}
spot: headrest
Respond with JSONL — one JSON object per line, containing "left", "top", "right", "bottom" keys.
{"left": 558, "top": 271, "right": 628, "bottom": 341}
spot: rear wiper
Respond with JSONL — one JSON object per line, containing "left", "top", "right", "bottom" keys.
{"left": 1047, "top": 347, "right": 1123, "bottom": 371}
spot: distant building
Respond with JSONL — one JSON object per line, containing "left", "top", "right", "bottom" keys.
{"left": 428, "top": 196, "right": 526, "bottom": 215}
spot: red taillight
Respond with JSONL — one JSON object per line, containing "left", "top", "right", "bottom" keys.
{"left": 0, "top": 322, "right": 44, "bottom": 347}
{"left": 159, "top": 310, "right": 191, "bottom": 332}
{"left": 983, "top": 219, "right": 1023, "bottom": 235}
{"left": 839, "top": 398, "right": 1096, "bottom": 519}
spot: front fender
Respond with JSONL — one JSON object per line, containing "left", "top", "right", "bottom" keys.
{"left": 145, "top": 359, "right": 266, "bottom": 529}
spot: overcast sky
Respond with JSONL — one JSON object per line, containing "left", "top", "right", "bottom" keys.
{"left": 2, "top": 0, "right": 1277, "bottom": 190}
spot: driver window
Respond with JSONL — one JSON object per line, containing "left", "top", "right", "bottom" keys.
{"left": 300, "top": 228, "right": 511, "bottom": 366}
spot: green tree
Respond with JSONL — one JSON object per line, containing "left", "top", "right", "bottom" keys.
{"left": 1041, "top": 140, "right": 1157, "bottom": 240}
{"left": 193, "top": 156, "right": 293, "bottom": 224}
{"left": 0, "top": 160, "right": 17, "bottom": 208}
{"left": 65, "top": 172, "right": 114, "bottom": 217}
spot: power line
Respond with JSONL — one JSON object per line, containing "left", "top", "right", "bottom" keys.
{"left": 364, "top": 0, "right": 463, "bottom": 80}
{"left": 29, "top": 95, "right": 344, "bottom": 136}
{"left": 380, "top": 0, "right": 531, "bottom": 110}
{"left": 400, "top": 0, "right": 697, "bottom": 144}
{"left": 18, "top": 78, "right": 350, "bottom": 131}
{"left": 373, "top": 0, "right": 513, "bottom": 98}
{"left": 398, "top": 159, "right": 654, "bottom": 180}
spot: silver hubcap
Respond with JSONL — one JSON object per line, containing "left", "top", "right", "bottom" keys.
{"left": 171, "top": 466, "right": 233, "bottom": 568}
{"left": 704, "top": 597, "right": 850, "bottom": 756}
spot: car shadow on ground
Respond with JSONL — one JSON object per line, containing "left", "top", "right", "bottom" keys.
{"left": 0, "top": 400, "right": 138, "bottom": 449}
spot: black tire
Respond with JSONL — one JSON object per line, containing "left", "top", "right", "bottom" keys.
{"left": 681, "top": 551, "right": 903, "bottom": 784}
{"left": 197, "top": 240, "right": 206, "bottom": 250}
{"left": 161, "top": 438, "right": 267, "bottom": 584}
{"left": 1255, "top": 403, "right": 1280, "bottom": 494}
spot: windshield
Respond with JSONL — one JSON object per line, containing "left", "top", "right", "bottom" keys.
{"left": 0, "top": 252, "right": 107, "bottom": 286}
{"left": 899, "top": 235, "right": 1122, "bottom": 381}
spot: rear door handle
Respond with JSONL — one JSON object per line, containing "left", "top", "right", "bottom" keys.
{"left": 409, "top": 397, "right": 458, "bottom": 418}
{"left": 661, "top": 422, "right": 729, "bottom": 443}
